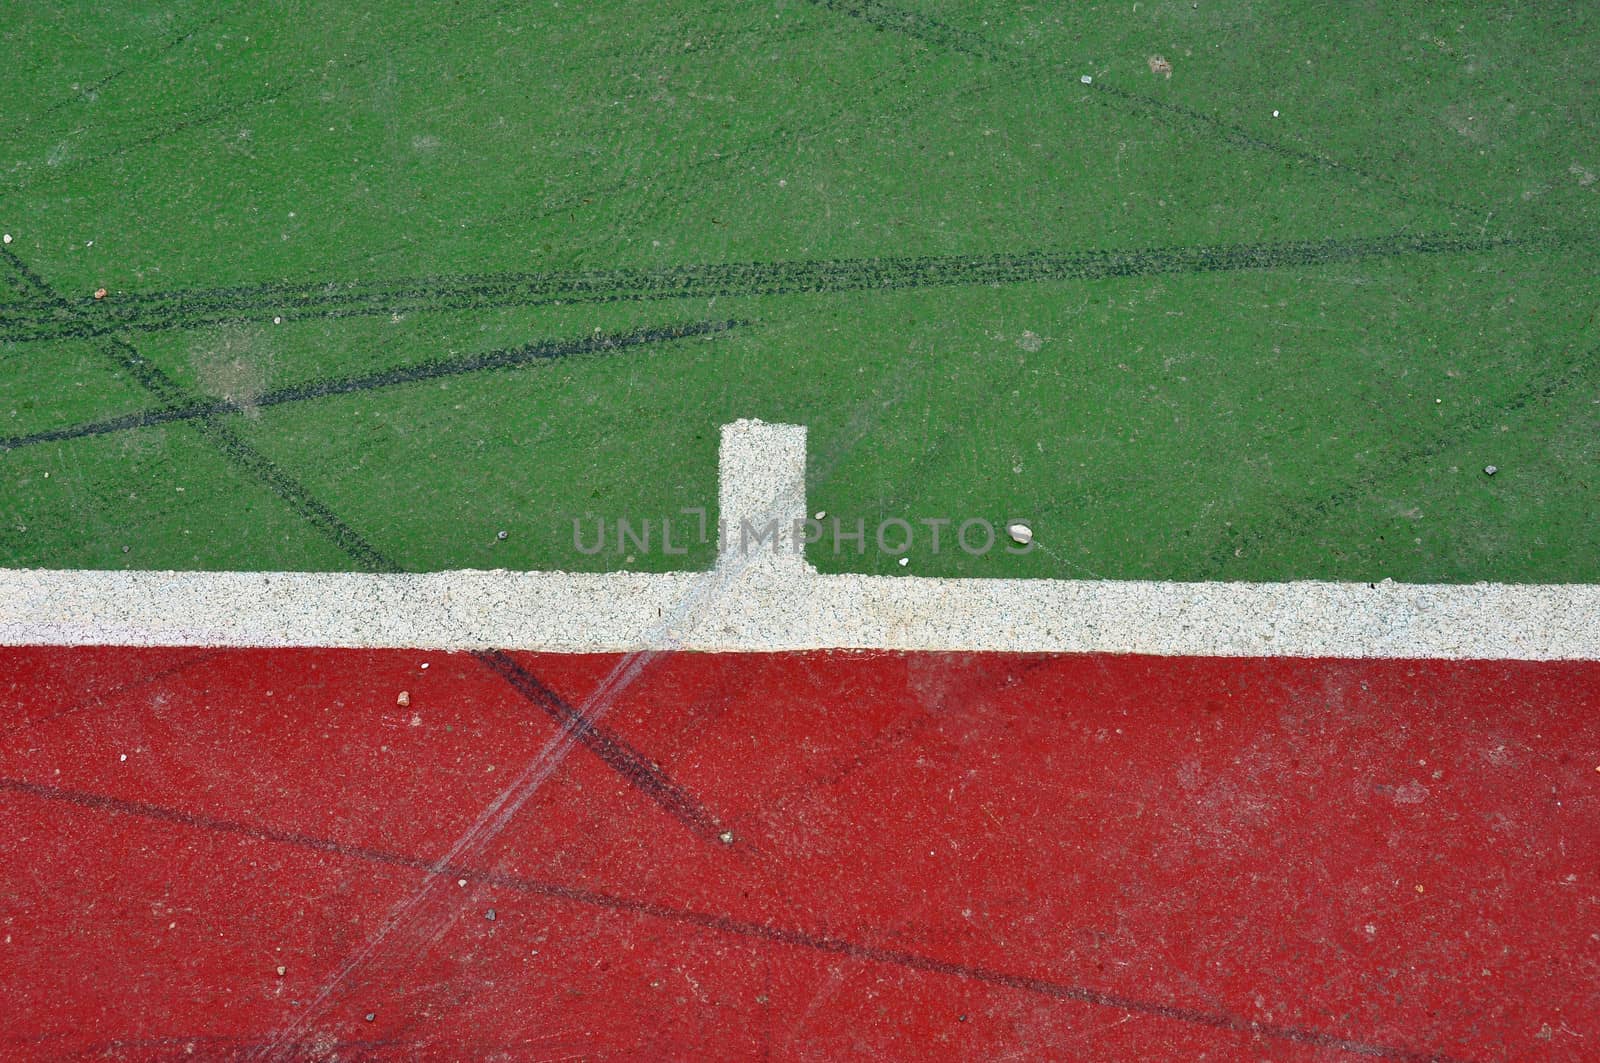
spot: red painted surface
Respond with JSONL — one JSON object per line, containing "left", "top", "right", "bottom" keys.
{"left": 1, "top": 647, "right": 1597, "bottom": 1060}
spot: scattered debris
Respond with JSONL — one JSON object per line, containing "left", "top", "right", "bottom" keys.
{"left": 2, "top": 234, "right": 10, "bottom": 244}
{"left": 1484, "top": 465, "right": 1498, "bottom": 476}
{"left": 1007, "top": 522, "right": 1033, "bottom": 546}
{"left": 364, "top": 1013, "right": 375, "bottom": 1023}
{"left": 897, "top": 556, "right": 909, "bottom": 567}
{"left": 420, "top": 662, "right": 430, "bottom": 670}
{"left": 93, "top": 287, "right": 107, "bottom": 299}
{"left": 272, "top": 316, "right": 282, "bottom": 325}
{"left": 457, "top": 878, "right": 467, "bottom": 887}
{"left": 396, "top": 691, "right": 410, "bottom": 707}
{"left": 1147, "top": 55, "right": 1172, "bottom": 78}
{"left": 1272, "top": 110, "right": 1280, "bottom": 118}
{"left": 1016, "top": 330, "right": 1043, "bottom": 352}
{"left": 496, "top": 530, "right": 508, "bottom": 540}
{"left": 485, "top": 909, "right": 496, "bottom": 921}
{"left": 276, "top": 966, "right": 286, "bottom": 977}
{"left": 719, "top": 830, "right": 735, "bottom": 844}
{"left": 409, "top": 714, "right": 421, "bottom": 727}
{"left": 1080, "top": 74, "right": 1093, "bottom": 85}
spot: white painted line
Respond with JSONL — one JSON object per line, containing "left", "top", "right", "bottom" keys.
{"left": 1, "top": 420, "right": 1596, "bottom": 660}
{"left": 716, "top": 419, "right": 813, "bottom": 577}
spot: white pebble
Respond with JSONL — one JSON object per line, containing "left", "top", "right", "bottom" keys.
{"left": 897, "top": 556, "right": 909, "bottom": 567}
{"left": 1080, "top": 75, "right": 1093, "bottom": 84}
{"left": 1007, "top": 522, "right": 1033, "bottom": 545}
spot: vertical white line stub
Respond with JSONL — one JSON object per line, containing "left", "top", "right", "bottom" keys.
{"left": 716, "top": 419, "right": 813, "bottom": 576}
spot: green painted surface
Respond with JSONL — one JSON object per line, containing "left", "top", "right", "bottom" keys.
{"left": 1, "top": 1, "right": 1596, "bottom": 581}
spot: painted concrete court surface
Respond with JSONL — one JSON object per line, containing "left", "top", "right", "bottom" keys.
{"left": 3, "top": 2, "right": 1599, "bottom": 1060}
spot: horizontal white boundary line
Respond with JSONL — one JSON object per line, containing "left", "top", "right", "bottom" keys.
{"left": 1, "top": 568, "right": 1597, "bottom": 659}
{"left": 2, "top": 420, "right": 1595, "bottom": 660}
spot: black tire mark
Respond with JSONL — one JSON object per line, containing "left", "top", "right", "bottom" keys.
{"left": 1199, "top": 343, "right": 1600, "bottom": 578}
{"left": 1, "top": 776, "right": 1463, "bottom": 1063}
{"left": 1, "top": 0, "right": 527, "bottom": 197}
{"left": 1, "top": 319, "right": 741, "bottom": 452}
{"left": 474, "top": 650, "right": 724, "bottom": 843}
{"left": 97, "top": 336, "right": 400, "bottom": 573}
{"left": 310, "top": 17, "right": 980, "bottom": 289}
{"left": 1, "top": 5, "right": 240, "bottom": 141}
{"left": 0, "top": 232, "right": 1540, "bottom": 345}
{"left": 0, "top": 649, "right": 222, "bottom": 742}
{"left": 6, "top": 245, "right": 727, "bottom": 843}
{"left": 4, "top": 70, "right": 340, "bottom": 198}
{"left": 0, "top": 246, "right": 44, "bottom": 305}
{"left": 0, "top": 246, "right": 66, "bottom": 305}
{"left": 805, "top": 0, "right": 1495, "bottom": 224}
{"left": 808, "top": 0, "right": 996, "bottom": 59}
